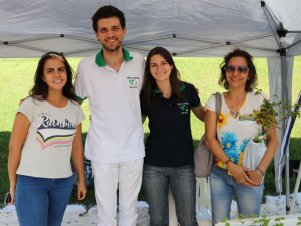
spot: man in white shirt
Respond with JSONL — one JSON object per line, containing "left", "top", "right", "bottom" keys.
{"left": 74, "top": 5, "right": 145, "bottom": 226}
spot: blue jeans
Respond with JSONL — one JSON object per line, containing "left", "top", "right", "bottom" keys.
{"left": 143, "top": 164, "right": 197, "bottom": 226}
{"left": 15, "top": 175, "right": 73, "bottom": 226}
{"left": 209, "top": 166, "right": 264, "bottom": 225}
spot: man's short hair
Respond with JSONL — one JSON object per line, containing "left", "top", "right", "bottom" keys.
{"left": 92, "top": 5, "right": 126, "bottom": 32}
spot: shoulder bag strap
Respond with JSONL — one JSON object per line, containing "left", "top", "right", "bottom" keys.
{"left": 214, "top": 92, "right": 222, "bottom": 123}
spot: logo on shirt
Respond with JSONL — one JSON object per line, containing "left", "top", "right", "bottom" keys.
{"left": 36, "top": 115, "right": 76, "bottom": 149}
{"left": 127, "top": 76, "right": 139, "bottom": 88}
{"left": 177, "top": 103, "right": 189, "bottom": 114}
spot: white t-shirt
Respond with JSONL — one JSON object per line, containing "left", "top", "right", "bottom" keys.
{"left": 205, "top": 91, "right": 265, "bottom": 169}
{"left": 74, "top": 49, "right": 145, "bottom": 163}
{"left": 16, "top": 97, "right": 85, "bottom": 178}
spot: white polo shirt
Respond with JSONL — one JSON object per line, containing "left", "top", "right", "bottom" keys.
{"left": 74, "top": 48, "right": 145, "bottom": 163}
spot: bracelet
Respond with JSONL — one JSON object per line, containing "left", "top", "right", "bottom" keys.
{"left": 256, "top": 167, "right": 265, "bottom": 176}
{"left": 225, "top": 159, "right": 232, "bottom": 166}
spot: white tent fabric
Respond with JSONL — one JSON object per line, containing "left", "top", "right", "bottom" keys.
{"left": 1, "top": 0, "right": 301, "bottom": 58}
{"left": 1, "top": 0, "right": 301, "bottom": 195}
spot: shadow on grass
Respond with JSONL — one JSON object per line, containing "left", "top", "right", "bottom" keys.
{"left": 1, "top": 132, "right": 301, "bottom": 206}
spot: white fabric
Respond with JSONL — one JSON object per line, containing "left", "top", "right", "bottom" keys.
{"left": 0, "top": 0, "right": 301, "bottom": 58}
{"left": 243, "top": 141, "right": 267, "bottom": 170}
{"left": 74, "top": 52, "right": 145, "bottom": 163}
{"left": 92, "top": 159, "right": 143, "bottom": 226}
{"left": 206, "top": 92, "right": 264, "bottom": 168}
{"left": 16, "top": 97, "right": 84, "bottom": 178}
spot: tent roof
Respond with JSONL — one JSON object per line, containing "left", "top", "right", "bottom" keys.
{"left": 1, "top": 0, "right": 301, "bottom": 58}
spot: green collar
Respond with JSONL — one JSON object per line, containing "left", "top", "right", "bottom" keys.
{"left": 95, "top": 47, "right": 133, "bottom": 67}
{"left": 153, "top": 83, "right": 186, "bottom": 94}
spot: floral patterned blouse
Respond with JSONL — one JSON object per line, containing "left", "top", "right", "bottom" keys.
{"left": 205, "top": 91, "right": 265, "bottom": 170}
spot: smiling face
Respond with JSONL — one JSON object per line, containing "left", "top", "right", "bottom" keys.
{"left": 149, "top": 54, "right": 173, "bottom": 83}
{"left": 95, "top": 17, "right": 126, "bottom": 53}
{"left": 43, "top": 58, "right": 67, "bottom": 92}
{"left": 225, "top": 56, "right": 249, "bottom": 89}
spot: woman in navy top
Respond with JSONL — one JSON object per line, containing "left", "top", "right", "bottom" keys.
{"left": 140, "top": 46, "right": 205, "bottom": 226}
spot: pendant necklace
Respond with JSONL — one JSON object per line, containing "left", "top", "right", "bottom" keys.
{"left": 227, "top": 92, "right": 247, "bottom": 119}
{"left": 230, "top": 110, "right": 239, "bottom": 119}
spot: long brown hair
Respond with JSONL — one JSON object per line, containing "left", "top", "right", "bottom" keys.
{"left": 29, "top": 52, "right": 76, "bottom": 101}
{"left": 141, "top": 46, "right": 183, "bottom": 108}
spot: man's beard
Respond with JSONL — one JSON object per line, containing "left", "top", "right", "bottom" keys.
{"left": 102, "top": 41, "right": 122, "bottom": 52}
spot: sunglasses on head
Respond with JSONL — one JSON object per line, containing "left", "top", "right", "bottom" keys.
{"left": 224, "top": 65, "right": 249, "bottom": 74}
{"left": 42, "top": 51, "right": 64, "bottom": 58}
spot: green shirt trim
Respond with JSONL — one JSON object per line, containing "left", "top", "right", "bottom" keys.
{"left": 95, "top": 47, "right": 133, "bottom": 67}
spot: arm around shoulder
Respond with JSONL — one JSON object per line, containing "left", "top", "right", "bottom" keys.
{"left": 192, "top": 104, "right": 205, "bottom": 122}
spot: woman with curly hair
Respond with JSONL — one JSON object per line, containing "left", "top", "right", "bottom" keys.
{"left": 205, "top": 48, "right": 278, "bottom": 224}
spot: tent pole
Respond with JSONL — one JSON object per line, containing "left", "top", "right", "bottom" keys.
{"left": 285, "top": 150, "right": 290, "bottom": 214}
{"left": 290, "top": 161, "right": 301, "bottom": 213}
{"left": 280, "top": 52, "right": 291, "bottom": 214}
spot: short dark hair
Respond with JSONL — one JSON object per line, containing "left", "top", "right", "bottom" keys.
{"left": 29, "top": 52, "right": 76, "bottom": 101}
{"left": 142, "top": 46, "right": 183, "bottom": 108}
{"left": 219, "top": 48, "right": 258, "bottom": 92}
{"left": 92, "top": 5, "right": 126, "bottom": 32}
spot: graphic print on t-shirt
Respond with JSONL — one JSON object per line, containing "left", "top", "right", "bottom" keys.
{"left": 127, "top": 76, "right": 139, "bottom": 88}
{"left": 177, "top": 102, "right": 189, "bottom": 114}
{"left": 36, "top": 115, "right": 76, "bottom": 149}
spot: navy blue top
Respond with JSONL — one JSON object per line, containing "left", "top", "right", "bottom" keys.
{"left": 140, "top": 82, "right": 201, "bottom": 167}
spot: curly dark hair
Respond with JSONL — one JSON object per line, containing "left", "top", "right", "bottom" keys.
{"left": 219, "top": 48, "right": 258, "bottom": 92}
{"left": 141, "top": 46, "right": 184, "bottom": 108}
{"left": 29, "top": 52, "right": 76, "bottom": 101}
{"left": 92, "top": 5, "right": 126, "bottom": 32}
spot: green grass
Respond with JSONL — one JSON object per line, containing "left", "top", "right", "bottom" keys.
{"left": 0, "top": 56, "right": 301, "bottom": 205}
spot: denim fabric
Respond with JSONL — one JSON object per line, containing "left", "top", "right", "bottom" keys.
{"left": 209, "top": 166, "right": 264, "bottom": 225}
{"left": 143, "top": 164, "right": 197, "bottom": 226}
{"left": 15, "top": 175, "right": 73, "bottom": 226}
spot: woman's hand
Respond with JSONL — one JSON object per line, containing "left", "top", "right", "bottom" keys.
{"left": 228, "top": 162, "right": 255, "bottom": 186}
{"left": 8, "top": 186, "right": 15, "bottom": 205}
{"left": 246, "top": 169, "right": 264, "bottom": 186}
{"left": 77, "top": 181, "right": 87, "bottom": 200}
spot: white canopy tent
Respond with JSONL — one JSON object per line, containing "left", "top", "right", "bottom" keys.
{"left": 1, "top": 0, "right": 301, "bottom": 213}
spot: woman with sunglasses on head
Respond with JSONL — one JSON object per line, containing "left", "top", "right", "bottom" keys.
{"left": 140, "top": 46, "right": 205, "bottom": 226}
{"left": 205, "top": 48, "right": 278, "bottom": 225}
{"left": 8, "top": 52, "right": 87, "bottom": 226}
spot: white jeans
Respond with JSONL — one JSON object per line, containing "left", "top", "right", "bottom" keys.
{"left": 92, "top": 158, "right": 143, "bottom": 226}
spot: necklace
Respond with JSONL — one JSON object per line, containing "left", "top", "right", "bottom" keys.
{"left": 230, "top": 110, "right": 239, "bottom": 119}
{"left": 162, "top": 90, "right": 172, "bottom": 98}
{"left": 226, "top": 92, "right": 247, "bottom": 119}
